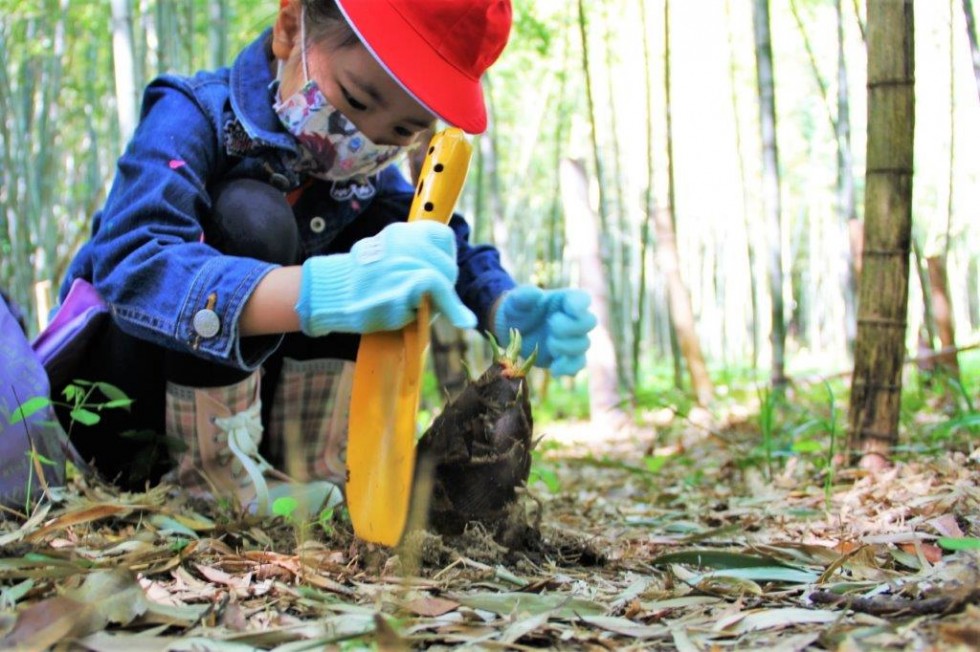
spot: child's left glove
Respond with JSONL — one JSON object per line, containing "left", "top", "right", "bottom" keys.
{"left": 493, "top": 285, "right": 597, "bottom": 376}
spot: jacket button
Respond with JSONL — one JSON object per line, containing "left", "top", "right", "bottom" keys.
{"left": 193, "top": 309, "right": 221, "bottom": 338}
{"left": 269, "top": 173, "right": 291, "bottom": 190}
{"left": 310, "top": 216, "right": 326, "bottom": 234}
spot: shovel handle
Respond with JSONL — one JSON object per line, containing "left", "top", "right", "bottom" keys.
{"left": 406, "top": 129, "right": 473, "bottom": 225}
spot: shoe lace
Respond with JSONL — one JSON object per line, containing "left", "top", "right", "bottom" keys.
{"left": 214, "top": 400, "right": 274, "bottom": 515}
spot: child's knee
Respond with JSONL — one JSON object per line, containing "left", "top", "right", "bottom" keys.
{"left": 206, "top": 178, "right": 300, "bottom": 265}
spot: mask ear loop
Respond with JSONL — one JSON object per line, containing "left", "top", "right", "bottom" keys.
{"left": 299, "top": 5, "right": 311, "bottom": 86}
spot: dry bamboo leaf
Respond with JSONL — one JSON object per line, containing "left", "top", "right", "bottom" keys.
{"left": 25, "top": 503, "right": 132, "bottom": 542}
{"left": 0, "top": 569, "right": 147, "bottom": 649}
{"left": 402, "top": 596, "right": 460, "bottom": 617}
{"left": 928, "top": 514, "right": 966, "bottom": 538}
{"left": 695, "top": 574, "right": 763, "bottom": 597}
{"left": 715, "top": 607, "right": 839, "bottom": 634}
{"left": 497, "top": 611, "right": 550, "bottom": 644}
{"left": 0, "top": 595, "right": 80, "bottom": 650}
{"left": 194, "top": 563, "right": 252, "bottom": 592}
{"left": 454, "top": 592, "right": 605, "bottom": 620}
{"left": 669, "top": 626, "right": 702, "bottom": 652}
{"left": 0, "top": 504, "right": 51, "bottom": 546}
{"left": 578, "top": 615, "right": 669, "bottom": 639}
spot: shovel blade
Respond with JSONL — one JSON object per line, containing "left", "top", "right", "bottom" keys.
{"left": 346, "top": 129, "right": 472, "bottom": 545}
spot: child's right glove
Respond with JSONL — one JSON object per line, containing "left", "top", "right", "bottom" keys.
{"left": 493, "top": 285, "right": 597, "bottom": 376}
{"left": 295, "top": 221, "right": 477, "bottom": 336}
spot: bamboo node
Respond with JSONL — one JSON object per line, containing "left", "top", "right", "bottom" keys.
{"left": 867, "top": 78, "right": 915, "bottom": 89}
{"left": 850, "top": 379, "right": 902, "bottom": 392}
{"left": 856, "top": 317, "right": 906, "bottom": 329}
{"left": 865, "top": 167, "right": 913, "bottom": 175}
{"left": 862, "top": 248, "right": 908, "bottom": 257}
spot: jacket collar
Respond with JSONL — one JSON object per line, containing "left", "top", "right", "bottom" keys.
{"left": 229, "top": 29, "right": 297, "bottom": 153}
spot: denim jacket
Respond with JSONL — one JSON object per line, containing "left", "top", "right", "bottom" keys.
{"left": 61, "top": 29, "right": 515, "bottom": 371}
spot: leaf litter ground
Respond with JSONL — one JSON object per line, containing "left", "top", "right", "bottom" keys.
{"left": 0, "top": 412, "right": 977, "bottom": 650}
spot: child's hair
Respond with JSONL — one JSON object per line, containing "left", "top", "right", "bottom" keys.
{"left": 304, "top": 0, "right": 362, "bottom": 50}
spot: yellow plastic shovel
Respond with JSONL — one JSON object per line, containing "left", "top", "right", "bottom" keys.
{"left": 346, "top": 128, "right": 473, "bottom": 546}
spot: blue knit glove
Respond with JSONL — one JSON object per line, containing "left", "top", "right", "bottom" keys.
{"left": 296, "top": 221, "right": 477, "bottom": 336}
{"left": 493, "top": 285, "right": 597, "bottom": 376}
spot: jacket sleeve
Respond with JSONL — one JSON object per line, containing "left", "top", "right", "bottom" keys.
{"left": 90, "top": 77, "right": 281, "bottom": 370}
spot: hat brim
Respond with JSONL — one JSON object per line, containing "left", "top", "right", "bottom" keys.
{"left": 336, "top": 0, "right": 488, "bottom": 134}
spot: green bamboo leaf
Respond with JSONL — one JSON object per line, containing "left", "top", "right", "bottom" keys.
{"left": 9, "top": 397, "right": 52, "bottom": 424}
{"left": 643, "top": 454, "right": 670, "bottom": 473}
{"left": 101, "top": 399, "right": 134, "bottom": 410}
{"left": 69, "top": 408, "right": 101, "bottom": 426}
{"left": 695, "top": 566, "right": 820, "bottom": 584}
{"left": 791, "top": 439, "right": 822, "bottom": 454}
{"left": 93, "top": 382, "right": 129, "bottom": 403}
{"left": 937, "top": 537, "right": 980, "bottom": 551}
{"left": 650, "top": 549, "right": 800, "bottom": 570}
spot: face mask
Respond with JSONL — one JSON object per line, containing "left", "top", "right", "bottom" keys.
{"left": 274, "top": 8, "right": 405, "bottom": 181}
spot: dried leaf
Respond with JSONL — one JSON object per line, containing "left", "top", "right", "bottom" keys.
{"left": 148, "top": 514, "right": 199, "bottom": 539}
{"left": 929, "top": 515, "right": 966, "bottom": 538}
{"left": 0, "top": 595, "right": 80, "bottom": 650}
{"left": 403, "top": 596, "right": 460, "bottom": 617}
{"left": 0, "top": 580, "right": 33, "bottom": 608}
{"left": 498, "top": 611, "right": 550, "bottom": 644}
{"left": 454, "top": 592, "right": 605, "bottom": 620}
{"left": 0, "top": 570, "right": 147, "bottom": 649}
{"left": 579, "top": 615, "right": 669, "bottom": 639}
{"left": 715, "top": 607, "right": 839, "bottom": 634}
{"left": 899, "top": 542, "right": 943, "bottom": 564}
{"left": 72, "top": 569, "right": 148, "bottom": 626}
{"left": 26, "top": 504, "right": 133, "bottom": 542}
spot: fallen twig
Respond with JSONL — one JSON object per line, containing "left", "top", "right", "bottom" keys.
{"left": 809, "top": 588, "right": 980, "bottom": 616}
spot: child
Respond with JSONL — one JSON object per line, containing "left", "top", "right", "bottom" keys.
{"left": 55, "top": 0, "right": 597, "bottom": 515}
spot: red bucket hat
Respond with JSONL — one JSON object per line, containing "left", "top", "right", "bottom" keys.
{"left": 334, "top": 0, "right": 512, "bottom": 134}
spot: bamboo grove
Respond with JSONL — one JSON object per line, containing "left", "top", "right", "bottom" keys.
{"left": 2, "top": 1, "right": 978, "bottom": 446}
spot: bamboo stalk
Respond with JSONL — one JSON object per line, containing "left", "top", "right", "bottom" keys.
{"left": 847, "top": 0, "right": 915, "bottom": 465}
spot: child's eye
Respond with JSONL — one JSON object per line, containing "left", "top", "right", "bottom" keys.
{"left": 394, "top": 126, "right": 414, "bottom": 138}
{"left": 342, "top": 87, "right": 367, "bottom": 111}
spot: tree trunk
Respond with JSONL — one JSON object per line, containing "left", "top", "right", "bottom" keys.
{"left": 724, "top": 0, "right": 760, "bottom": 369}
{"left": 852, "top": 0, "right": 867, "bottom": 42}
{"left": 836, "top": 0, "right": 859, "bottom": 354}
{"left": 789, "top": 0, "right": 859, "bottom": 356}
{"left": 634, "top": 0, "right": 655, "bottom": 392}
{"left": 209, "top": 0, "right": 228, "bottom": 69}
{"left": 110, "top": 0, "right": 138, "bottom": 143}
{"left": 662, "top": 0, "right": 684, "bottom": 391}
{"left": 963, "top": 0, "right": 980, "bottom": 103}
{"left": 603, "top": 0, "right": 633, "bottom": 391}
{"left": 969, "top": 256, "right": 980, "bottom": 330}
{"left": 577, "top": 0, "right": 628, "bottom": 393}
{"left": 925, "top": 255, "right": 961, "bottom": 378}
{"left": 560, "top": 158, "right": 623, "bottom": 425}
{"left": 663, "top": 0, "right": 713, "bottom": 407}
{"left": 752, "top": 0, "right": 787, "bottom": 385}
{"left": 847, "top": 0, "right": 915, "bottom": 467}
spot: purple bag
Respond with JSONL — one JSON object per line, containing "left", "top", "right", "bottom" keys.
{"left": 0, "top": 293, "right": 69, "bottom": 511}
{"left": 33, "top": 278, "right": 110, "bottom": 392}
{"left": 0, "top": 280, "right": 108, "bottom": 511}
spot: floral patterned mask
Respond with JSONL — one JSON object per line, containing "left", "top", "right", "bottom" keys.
{"left": 274, "top": 8, "right": 405, "bottom": 181}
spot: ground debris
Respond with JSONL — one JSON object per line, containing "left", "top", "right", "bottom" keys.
{"left": 0, "top": 416, "right": 976, "bottom": 649}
